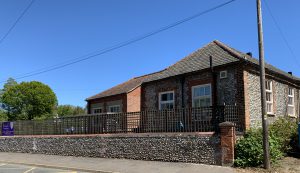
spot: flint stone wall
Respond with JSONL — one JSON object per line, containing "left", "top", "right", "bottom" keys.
{"left": 247, "top": 72, "right": 299, "bottom": 128}
{"left": 0, "top": 133, "right": 221, "bottom": 165}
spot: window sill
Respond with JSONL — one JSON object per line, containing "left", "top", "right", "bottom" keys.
{"left": 288, "top": 115, "right": 297, "bottom": 118}
{"left": 267, "top": 113, "right": 275, "bottom": 117}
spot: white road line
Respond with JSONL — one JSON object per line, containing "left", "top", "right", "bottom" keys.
{"left": 23, "top": 167, "right": 36, "bottom": 173}
{"left": 0, "top": 163, "right": 6, "bottom": 166}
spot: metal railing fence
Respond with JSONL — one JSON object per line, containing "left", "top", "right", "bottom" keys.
{"left": 0, "top": 105, "right": 244, "bottom": 135}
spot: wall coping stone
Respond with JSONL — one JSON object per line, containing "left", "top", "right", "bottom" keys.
{"left": 0, "top": 132, "right": 216, "bottom": 138}
{"left": 219, "top": 122, "right": 236, "bottom": 127}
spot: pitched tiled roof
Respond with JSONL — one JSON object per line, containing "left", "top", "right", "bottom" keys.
{"left": 213, "top": 40, "right": 300, "bottom": 82}
{"left": 86, "top": 40, "right": 300, "bottom": 101}
{"left": 85, "top": 71, "right": 162, "bottom": 100}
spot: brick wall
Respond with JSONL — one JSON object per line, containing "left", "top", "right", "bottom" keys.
{"left": 219, "top": 122, "right": 236, "bottom": 166}
{"left": 127, "top": 86, "right": 141, "bottom": 112}
{"left": 243, "top": 70, "right": 250, "bottom": 130}
{"left": 88, "top": 94, "right": 127, "bottom": 113}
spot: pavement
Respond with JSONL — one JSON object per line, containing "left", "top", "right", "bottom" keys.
{"left": 0, "top": 163, "right": 87, "bottom": 173}
{"left": 0, "top": 152, "right": 235, "bottom": 173}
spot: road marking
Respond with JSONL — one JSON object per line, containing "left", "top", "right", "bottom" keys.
{"left": 0, "top": 160, "right": 112, "bottom": 173}
{"left": 0, "top": 163, "right": 7, "bottom": 166}
{"left": 23, "top": 167, "right": 36, "bottom": 173}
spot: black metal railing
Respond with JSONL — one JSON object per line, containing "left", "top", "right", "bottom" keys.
{"left": 0, "top": 105, "right": 244, "bottom": 135}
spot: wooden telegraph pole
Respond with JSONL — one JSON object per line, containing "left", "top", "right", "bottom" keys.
{"left": 256, "top": 0, "right": 270, "bottom": 169}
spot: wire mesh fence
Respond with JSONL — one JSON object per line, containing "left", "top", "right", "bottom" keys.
{"left": 0, "top": 105, "right": 244, "bottom": 135}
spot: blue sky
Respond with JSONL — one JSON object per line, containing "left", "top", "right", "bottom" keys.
{"left": 0, "top": 0, "right": 299, "bottom": 107}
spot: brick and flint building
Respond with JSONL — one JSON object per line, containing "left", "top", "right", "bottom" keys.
{"left": 86, "top": 40, "right": 300, "bottom": 130}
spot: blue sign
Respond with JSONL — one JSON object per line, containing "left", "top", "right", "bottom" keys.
{"left": 2, "top": 122, "right": 14, "bottom": 136}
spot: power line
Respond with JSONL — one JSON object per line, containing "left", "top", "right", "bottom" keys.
{"left": 1, "top": 0, "right": 237, "bottom": 83}
{"left": 262, "top": 0, "right": 300, "bottom": 67}
{"left": 0, "top": 0, "right": 35, "bottom": 45}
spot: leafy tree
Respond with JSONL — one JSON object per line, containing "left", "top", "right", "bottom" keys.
{"left": 57, "top": 105, "right": 73, "bottom": 116}
{"left": 73, "top": 106, "right": 86, "bottom": 115}
{"left": 0, "top": 109, "right": 7, "bottom": 121}
{"left": 0, "top": 78, "right": 18, "bottom": 119}
{"left": 0, "top": 78, "right": 17, "bottom": 95}
{"left": 57, "top": 105, "right": 85, "bottom": 117}
{"left": 0, "top": 78, "right": 18, "bottom": 107}
{"left": 2, "top": 78, "right": 17, "bottom": 91}
{"left": 1, "top": 81, "right": 57, "bottom": 120}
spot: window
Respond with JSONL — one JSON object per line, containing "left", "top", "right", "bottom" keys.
{"left": 93, "top": 108, "right": 102, "bottom": 114}
{"left": 265, "top": 80, "right": 273, "bottom": 114}
{"left": 288, "top": 88, "right": 295, "bottom": 116}
{"left": 220, "top": 71, "right": 228, "bottom": 79}
{"left": 109, "top": 105, "right": 121, "bottom": 113}
{"left": 159, "top": 91, "right": 174, "bottom": 110}
{"left": 192, "top": 84, "right": 212, "bottom": 107}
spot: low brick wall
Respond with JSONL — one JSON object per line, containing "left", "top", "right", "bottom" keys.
{"left": 0, "top": 133, "right": 222, "bottom": 165}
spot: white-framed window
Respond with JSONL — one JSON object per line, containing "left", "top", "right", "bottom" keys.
{"left": 192, "top": 84, "right": 212, "bottom": 107}
{"left": 92, "top": 108, "right": 102, "bottom": 114}
{"left": 265, "top": 80, "right": 273, "bottom": 114}
{"left": 109, "top": 105, "right": 121, "bottom": 113}
{"left": 288, "top": 88, "right": 295, "bottom": 116}
{"left": 159, "top": 91, "right": 174, "bottom": 110}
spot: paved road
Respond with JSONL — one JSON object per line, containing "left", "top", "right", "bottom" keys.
{"left": 0, "top": 163, "right": 87, "bottom": 173}
{"left": 0, "top": 152, "right": 235, "bottom": 173}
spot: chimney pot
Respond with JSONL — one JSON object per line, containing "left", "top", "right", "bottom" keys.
{"left": 246, "top": 52, "right": 252, "bottom": 57}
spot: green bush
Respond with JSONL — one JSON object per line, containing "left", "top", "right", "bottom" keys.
{"left": 269, "top": 117, "right": 297, "bottom": 153}
{"left": 289, "top": 132, "right": 300, "bottom": 153}
{"left": 234, "top": 128, "right": 283, "bottom": 167}
{"left": 235, "top": 117, "right": 298, "bottom": 167}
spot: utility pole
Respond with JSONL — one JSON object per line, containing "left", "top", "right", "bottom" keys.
{"left": 256, "top": 0, "right": 270, "bottom": 169}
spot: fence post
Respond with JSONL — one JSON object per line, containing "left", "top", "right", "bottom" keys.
{"left": 219, "top": 121, "right": 235, "bottom": 166}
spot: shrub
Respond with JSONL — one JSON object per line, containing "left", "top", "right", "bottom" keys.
{"left": 234, "top": 128, "right": 283, "bottom": 167}
{"left": 289, "top": 132, "right": 300, "bottom": 153}
{"left": 269, "top": 117, "right": 297, "bottom": 153}
{"left": 235, "top": 117, "right": 298, "bottom": 167}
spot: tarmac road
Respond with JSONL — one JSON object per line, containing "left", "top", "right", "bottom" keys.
{"left": 0, "top": 152, "right": 234, "bottom": 173}
{"left": 0, "top": 163, "right": 87, "bottom": 173}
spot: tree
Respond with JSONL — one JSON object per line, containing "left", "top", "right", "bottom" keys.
{"left": 0, "top": 109, "right": 7, "bottom": 121}
{"left": 0, "top": 78, "right": 18, "bottom": 103}
{"left": 2, "top": 78, "right": 17, "bottom": 90}
{"left": 57, "top": 105, "right": 73, "bottom": 117}
{"left": 57, "top": 105, "right": 85, "bottom": 117}
{"left": 73, "top": 106, "right": 86, "bottom": 115}
{"left": 0, "top": 78, "right": 18, "bottom": 119}
{"left": 1, "top": 81, "right": 57, "bottom": 120}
